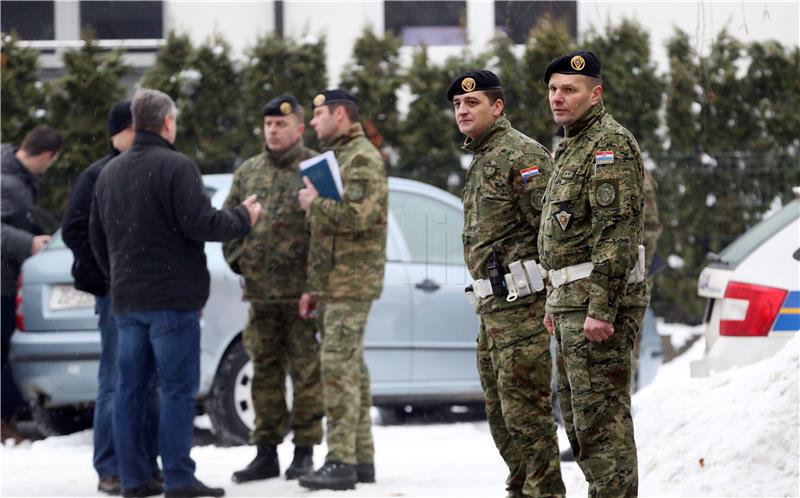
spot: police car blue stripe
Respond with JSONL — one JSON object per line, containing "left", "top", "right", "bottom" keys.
{"left": 773, "top": 314, "right": 800, "bottom": 332}
{"left": 784, "top": 291, "right": 800, "bottom": 308}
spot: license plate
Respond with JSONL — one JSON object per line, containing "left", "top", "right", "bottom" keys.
{"left": 49, "top": 285, "right": 95, "bottom": 310}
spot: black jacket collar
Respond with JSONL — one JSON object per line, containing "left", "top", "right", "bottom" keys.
{"left": 132, "top": 130, "right": 177, "bottom": 150}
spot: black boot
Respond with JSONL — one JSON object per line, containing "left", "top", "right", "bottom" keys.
{"left": 298, "top": 461, "right": 357, "bottom": 491}
{"left": 164, "top": 479, "right": 224, "bottom": 498}
{"left": 231, "top": 444, "right": 280, "bottom": 483}
{"left": 284, "top": 446, "right": 314, "bottom": 480}
{"left": 121, "top": 479, "right": 163, "bottom": 498}
{"left": 356, "top": 463, "right": 375, "bottom": 483}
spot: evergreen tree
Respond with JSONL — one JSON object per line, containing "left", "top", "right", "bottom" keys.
{"left": 396, "top": 47, "right": 461, "bottom": 192}
{"left": 240, "top": 34, "right": 328, "bottom": 158}
{"left": 584, "top": 19, "right": 663, "bottom": 153}
{"left": 43, "top": 30, "right": 128, "bottom": 217}
{"left": 490, "top": 34, "right": 529, "bottom": 133}
{"left": 1, "top": 32, "right": 48, "bottom": 144}
{"left": 177, "top": 35, "right": 243, "bottom": 173}
{"left": 139, "top": 31, "right": 194, "bottom": 100}
{"left": 339, "top": 27, "right": 403, "bottom": 156}
{"left": 520, "top": 15, "right": 575, "bottom": 147}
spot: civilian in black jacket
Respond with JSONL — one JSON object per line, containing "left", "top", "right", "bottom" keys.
{"left": 62, "top": 101, "right": 159, "bottom": 496}
{"left": 89, "top": 89, "right": 261, "bottom": 498}
{"left": 0, "top": 125, "right": 62, "bottom": 442}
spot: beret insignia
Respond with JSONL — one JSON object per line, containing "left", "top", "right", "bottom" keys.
{"left": 279, "top": 101, "right": 292, "bottom": 115}
{"left": 570, "top": 55, "right": 586, "bottom": 71}
{"left": 313, "top": 94, "right": 326, "bottom": 106}
{"left": 461, "top": 77, "right": 477, "bottom": 92}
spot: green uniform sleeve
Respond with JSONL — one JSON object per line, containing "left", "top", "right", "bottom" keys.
{"left": 222, "top": 167, "right": 245, "bottom": 274}
{"left": 507, "top": 144, "right": 552, "bottom": 263}
{"left": 587, "top": 138, "right": 645, "bottom": 322}
{"left": 642, "top": 168, "right": 662, "bottom": 271}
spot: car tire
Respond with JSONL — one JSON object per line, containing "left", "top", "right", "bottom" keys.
{"left": 205, "top": 340, "right": 254, "bottom": 446}
{"left": 31, "top": 404, "right": 93, "bottom": 437}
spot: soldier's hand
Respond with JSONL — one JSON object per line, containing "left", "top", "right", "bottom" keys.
{"left": 31, "top": 235, "right": 51, "bottom": 255}
{"left": 242, "top": 194, "right": 262, "bottom": 227}
{"left": 298, "top": 292, "right": 318, "bottom": 319}
{"left": 543, "top": 313, "right": 555, "bottom": 336}
{"left": 584, "top": 315, "right": 614, "bottom": 342}
{"left": 298, "top": 176, "right": 319, "bottom": 212}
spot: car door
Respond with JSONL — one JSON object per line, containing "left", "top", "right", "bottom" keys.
{"left": 388, "top": 182, "right": 480, "bottom": 395}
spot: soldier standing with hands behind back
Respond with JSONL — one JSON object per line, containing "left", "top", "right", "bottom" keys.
{"left": 297, "top": 89, "right": 388, "bottom": 491}
{"left": 448, "top": 70, "right": 565, "bottom": 498}
{"left": 538, "top": 51, "right": 649, "bottom": 498}
{"left": 223, "top": 95, "right": 324, "bottom": 483}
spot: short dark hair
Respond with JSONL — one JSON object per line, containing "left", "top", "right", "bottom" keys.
{"left": 330, "top": 102, "right": 359, "bottom": 123}
{"left": 482, "top": 88, "right": 505, "bottom": 105}
{"left": 131, "top": 88, "right": 177, "bottom": 133}
{"left": 20, "top": 125, "right": 63, "bottom": 155}
{"left": 585, "top": 76, "right": 602, "bottom": 91}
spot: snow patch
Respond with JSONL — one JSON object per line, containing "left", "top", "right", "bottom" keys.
{"left": 667, "top": 254, "right": 686, "bottom": 269}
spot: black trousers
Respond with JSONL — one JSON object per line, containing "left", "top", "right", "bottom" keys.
{"left": 1, "top": 296, "right": 24, "bottom": 420}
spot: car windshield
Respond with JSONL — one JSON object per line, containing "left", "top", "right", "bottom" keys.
{"left": 718, "top": 198, "right": 800, "bottom": 265}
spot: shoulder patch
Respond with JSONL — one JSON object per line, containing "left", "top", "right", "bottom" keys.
{"left": 520, "top": 165, "right": 540, "bottom": 185}
{"left": 346, "top": 180, "right": 367, "bottom": 203}
{"left": 529, "top": 188, "right": 545, "bottom": 211}
{"left": 594, "top": 179, "right": 619, "bottom": 207}
{"left": 595, "top": 150, "right": 615, "bottom": 165}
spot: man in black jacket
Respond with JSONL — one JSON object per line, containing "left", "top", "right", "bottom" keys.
{"left": 90, "top": 88, "right": 261, "bottom": 498}
{"left": 1, "top": 125, "right": 62, "bottom": 442}
{"left": 62, "top": 101, "right": 159, "bottom": 495}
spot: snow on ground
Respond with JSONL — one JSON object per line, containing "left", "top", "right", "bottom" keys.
{"left": 2, "top": 325, "right": 798, "bottom": 497}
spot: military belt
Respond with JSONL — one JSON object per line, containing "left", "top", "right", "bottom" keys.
{"left": 549, "top": 244, "right": 646, "bottom": 289}
{"left": 465, "top": 259, "right": 547, "bottom": 307}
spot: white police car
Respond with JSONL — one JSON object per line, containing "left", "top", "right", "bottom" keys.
{"left": 691, "top": 194, "right": 800, "bottom": 376}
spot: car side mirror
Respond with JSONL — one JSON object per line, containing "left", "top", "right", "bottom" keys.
{"left": 793, "top": 248, "right": 800, "bottom": 262}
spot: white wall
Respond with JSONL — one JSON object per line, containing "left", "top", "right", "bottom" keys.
{"left": 165, "top": 1, "right": 275, "bottom": 56}
{"left": 577, "top": 1, "right": 800, "bottom": 73}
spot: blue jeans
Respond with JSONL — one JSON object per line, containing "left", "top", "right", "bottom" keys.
{"left": 93, "top": 295, "right": 160, "bottom": 480}
{"left": 113, "top": 309, "right": 201, "bottom": 490}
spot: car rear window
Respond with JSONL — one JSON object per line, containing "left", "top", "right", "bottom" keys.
{"left": 717, "top": 199, "right": 800, "bottom": 266}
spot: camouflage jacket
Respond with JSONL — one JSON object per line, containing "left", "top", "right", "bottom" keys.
{"left": 538, "top": 103, "right": 649, "bottom": 322}
{"left": 462, "top": 116, "right": 553, "bottom": 314}
{"left": 307, "top": 123, "right": 388, "bottom": 301}
{"left": 643, "top": 168, "right": 662, "bottom": 273}
{"left": 222, "top": 139, "right": 316, "bottom": 303}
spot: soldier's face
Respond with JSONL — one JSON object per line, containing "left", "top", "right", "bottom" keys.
{"left": 452, "top": 92, "right": 503, "bottom": 140}
{"left": 264, "top": 115, "right": 304, "bottom": 155}
{"left": 310, "top": 105, "right": 338, "bottom": 143}
{"left": 548, "top": 73, "right": 602, "bottom": 126}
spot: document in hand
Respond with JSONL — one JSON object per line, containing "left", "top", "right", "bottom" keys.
{"left": 299, "top": 151, "right": 344, "bottom": 202}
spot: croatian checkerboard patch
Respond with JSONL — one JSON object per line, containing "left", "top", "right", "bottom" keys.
{"left": 520, "top": 165, "right": 540, "bottom": 184}
{"left": 595, "top": 150, "right": 615, "bottom": 165}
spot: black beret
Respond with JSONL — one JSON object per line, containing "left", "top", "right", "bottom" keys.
{"left": 311, "top": 89, "right": 357, "bottom": 109}
{"left": 543, "top": 50, "right": 602, "bottom": 84}
{"left": 446, "top": 69, "right": 502, "bottom": 101}
{"left": 107, "top": 100, "right": 132, "bottom": 137}
{"left": 262, "top": 95, "right": 299, "bottom": 117}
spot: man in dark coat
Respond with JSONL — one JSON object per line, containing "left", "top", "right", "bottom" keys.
{"left": 62, "top": 101, "right": 159, "bottom": 495}
{"left": 0, "top": 125, "right": 62, "bottom": 442}
{"left": 90, "top": 88, "right": 261, "bottom": 498}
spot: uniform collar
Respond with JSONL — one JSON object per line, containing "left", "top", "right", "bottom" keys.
{"left": 462, "top": 116, "right": 509, "bottom": 153}
{"left": 323, "top": 123, "right": 366, "bottom": 150}
{"left": 133, "top": 130, "right": 177, "bottom": 150}
{"left": 563, "top": 102, "right": 605, "bottom": 138}
{"left": 266, "top": 137, "right": 305, "bottom": 168}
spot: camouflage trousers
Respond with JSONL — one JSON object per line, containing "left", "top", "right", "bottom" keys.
{"left": 243, "top": 301, "right": 324, "bottom": 447}
{"left": 318, "top": 300, "right": 374, "bottom": 465}
{"left": 478, "top": 298, "right": 565, "bottom": 498}
{"left": 553, "top": 306, "right": 645, "bottom": 498}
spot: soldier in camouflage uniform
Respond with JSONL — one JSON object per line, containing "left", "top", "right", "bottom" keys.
{"left": 297, "top": 89, "right": 388, "bottom": 491}
{"left": 223, "top": 95, "right": 323, "bottom": 483}
{"left": 538, "top": 51, "right": 649, "bottom": 498}
{"left": 449, "top": 70, "right": 565, "bottom": 498}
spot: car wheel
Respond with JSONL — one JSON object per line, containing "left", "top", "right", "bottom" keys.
{"left": 205, "top": 340, "right": 254, "bottom": 446}
{"left": 31, "top": 404, "right": 93, "bottom": 437}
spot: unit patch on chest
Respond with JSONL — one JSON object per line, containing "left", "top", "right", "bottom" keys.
{"left": 553, "top": 203, "right": 573, "bottom": 231}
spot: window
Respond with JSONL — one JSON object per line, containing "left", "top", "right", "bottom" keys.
{"left": 1, "top": 1, "right": 55, "bottom": 40}
{"left": 385, "top": 1, "right": 466, "bottom": 46}
{"left": 80, "top": 1, "right": 163, "bottom": 39}
{"left": 495, "top": 1, "right": 577, "bottom": 44}
{"left": 390, "top": 191, "right": 464, "bottom": 265}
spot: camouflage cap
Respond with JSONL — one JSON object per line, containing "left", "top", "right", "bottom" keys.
{"left": 311, "top": 89, "right": 357, "bottom": 109}
{"left": 262, "top": 94, "right": 299, "bottom": 116}
{"left": 446, "top": 69, "right": 502, "bottom": 101}
{"left": 543, "top": 50, "right": 602, "bottom": 83}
